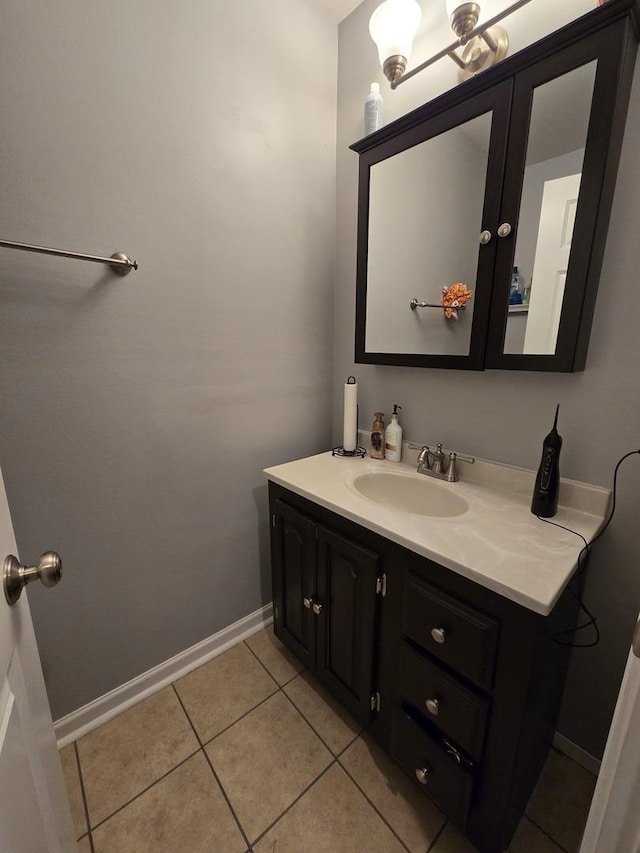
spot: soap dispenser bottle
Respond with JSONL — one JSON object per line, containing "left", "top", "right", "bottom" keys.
{"left": 531, "top": 404, "right": 562, "bottom": 518}
{"left": 371, "top": 413, "right": 385, "bottom": 459}
{"left": 385, "top": 405, "right": 403, "bottom": 462}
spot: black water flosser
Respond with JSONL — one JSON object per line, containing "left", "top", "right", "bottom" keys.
{"left": 531, "top": 405, "right": 562, "bottom": 518}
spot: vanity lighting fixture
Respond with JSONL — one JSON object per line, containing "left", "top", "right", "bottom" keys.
{"left": 370, "top": 0, "right": 534, "bottom": 88}
{"left": 369, "top": 0, "right": 422, "bottom": 87}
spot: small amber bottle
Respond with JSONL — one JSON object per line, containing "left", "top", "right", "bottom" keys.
{"left": 370, "top": 413, "right": 385, "bottom": 459}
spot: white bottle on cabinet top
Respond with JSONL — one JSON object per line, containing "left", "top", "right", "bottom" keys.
{"left": 364, "top": 82, "right": 383, "bottom": 135}
{"left": 385, "top": 404, "right": 402, "bottom": 462}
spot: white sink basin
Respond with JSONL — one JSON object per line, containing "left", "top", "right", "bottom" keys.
{"left": 352, "top": 472, "right": 469, "bottom": 518}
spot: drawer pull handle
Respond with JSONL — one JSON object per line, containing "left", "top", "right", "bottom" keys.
{"left": 443, "top": 738, "right": 463, "bottom": 765}
{"left": 312, "top": 602, "right": 323, "bottom": 615}
{"left": 303, "top": 597, "right": 313, "bottom": 609}
{"left": 415, "top": 766, "right": 429, "bottom": 785}
{"left": 425, "top": 698, "right": 440, "bottom": 716}
{"left": 431, "top": 627, "right": 447, "bottom": 644}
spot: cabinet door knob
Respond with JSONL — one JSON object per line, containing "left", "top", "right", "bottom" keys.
{"left": 479, "top": 229, "right": 492, "bottom": 245}
{"left": 312, "top": 602, "right": 323, "bottom": 615}
{"left": 415, "top": 767, "right": 429, "bottom": 785}
{"left": 497, "top": 222, "right": 512, "bottom": 237}
{"left": 425, "top": 698, "right": 440, "bottom": 716}
{"left": 303, "top": 597, "right": 313, "bottom": 609}
{"left": 431, "top": 626, "right": 447, "bottom": 644}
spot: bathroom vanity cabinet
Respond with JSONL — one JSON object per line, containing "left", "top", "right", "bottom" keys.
{"left": 352, "top": 0, "right": 639, "bottom": 372}
{"left": 269, "top": 481, "right": 580, "bottom": 853}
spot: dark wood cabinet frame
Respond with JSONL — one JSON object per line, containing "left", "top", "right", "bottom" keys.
{"left": 351, "top": 0, "right": 639, "bottom": 372}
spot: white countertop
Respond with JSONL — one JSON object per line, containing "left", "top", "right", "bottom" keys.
{"left": 264, "top": 440, "right": 610, "bottom": 616}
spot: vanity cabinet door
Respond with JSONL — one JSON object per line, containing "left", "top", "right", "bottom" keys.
{"left": 315, "top": 526, "right": 381, "bottom": 725}
{"left": 270, "top": 496, "right": 383, "bottom": 725}
{"left": 271, "top": 499, "right": 318, "bottom": 670}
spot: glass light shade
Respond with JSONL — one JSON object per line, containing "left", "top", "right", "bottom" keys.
{"left": 445, "top": 0, "right": 466, "bottom": 16}
{"left": 445, "top": 0, "right": 481, "bottom": 39}
{"left": 369, "top": 0, "right": 422, "bottom": 67}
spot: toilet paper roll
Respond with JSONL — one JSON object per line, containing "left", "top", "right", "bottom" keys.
{"left": 343, "top": 377, "right": 358, "bottom": 452}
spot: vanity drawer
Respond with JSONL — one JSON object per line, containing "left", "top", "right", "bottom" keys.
{"left": 403, "top": 574, "right": 499, "bottom": 690}
{"left": 392, "top": 710, "right": 473, "bottom": 828}
{"left": 399, "top": 642, "right": 489, "bottom": 761}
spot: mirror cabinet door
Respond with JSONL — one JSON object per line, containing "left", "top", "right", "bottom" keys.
{"left": 355, "top": 83, "right": 512, "bottom": 369}
{"left": 503, "top": 62, "right": 597, "bottom": 356}
{"left": 486, "top": 21, "right": 634, "bottom": 371}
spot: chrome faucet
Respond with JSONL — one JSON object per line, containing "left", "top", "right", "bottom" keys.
{"left": 414, "top": 443, "right": 475, "bottom": 482}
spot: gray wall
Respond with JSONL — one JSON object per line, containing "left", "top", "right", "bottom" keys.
{"left": 0, "top": 0, "right": 336, "bottom": 719}
{"left": 336, "top": 0, "right": 640, "bottom": 758}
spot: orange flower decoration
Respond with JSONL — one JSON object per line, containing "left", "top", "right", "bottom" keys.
{"left": 442, "top": 283, "right": 473, "bottom": 320}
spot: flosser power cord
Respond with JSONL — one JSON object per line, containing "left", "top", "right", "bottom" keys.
{"left": 537, "top": 449, "right": 640, "bottom": 648}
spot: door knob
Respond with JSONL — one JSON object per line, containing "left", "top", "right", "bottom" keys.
{"left": 312, "top": 602, "right": 323, "bottom": 615}
{"left": 479, "top": 229, "right": 492, "bottom": 245}
{"left": 497, "top": 222, "right": 512, "bottom": 237}
{"left": 3, "top": 551, "right": 62, "bottom": 606}
{"left": 303, "top": 597, "right": 313, "bottom": 609}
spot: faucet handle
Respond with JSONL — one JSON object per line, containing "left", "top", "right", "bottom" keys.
{"left": 444, "top": 451, "right": 475, "bottom": 482}
{"left": 455, "top": 452, "right": 476, "bottom": 465}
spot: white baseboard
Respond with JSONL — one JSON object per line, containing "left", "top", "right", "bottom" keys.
{"left": 553, "top": 732, "right": 601, "bottom": 776}
{"left": 54, "top": 604, "right": 273, "bottom": 748}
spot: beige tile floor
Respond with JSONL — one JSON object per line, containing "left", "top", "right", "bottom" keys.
{"left": 61, "top": 626, "right": 597, "bottom": 853}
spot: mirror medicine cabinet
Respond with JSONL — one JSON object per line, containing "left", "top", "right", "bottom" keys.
{"left": 351, "top": 0, "right": 639, "bottom": 371}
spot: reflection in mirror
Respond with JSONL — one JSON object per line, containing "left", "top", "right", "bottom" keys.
{"left": 366, "top": 111, "right": 492, "bottom": 355}
{"left": 504, "top": 61, "right": 598, "bottom": 355}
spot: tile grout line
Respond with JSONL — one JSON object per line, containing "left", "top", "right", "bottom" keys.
{"left": 337, "top": 758, "right": 414, "bottom": 853}
{"left": 198, "top": 687, "right": 279, "bottom": 749}
{"left": 522, "top": 813, "right": 570, "bottom": 852}
{"left": 73, "top": 741, "right": 95, "bottom": 853}
{"left": 250, "top": 759, "right": 338, "bottom": 848}
{"left": 87, "top": 748, "right": 201, "bottom": 834}
{"left": 171, "top": 683, "right": 254, "bottom": 853}
{"left": 279, "top": 681, "right": 359, "bottom": 761}
{"left": 425, "top": 818, "right": 449, "bottom": 852}
{"left": 200, "top": 749, "right": 255, "bottom": 853}
{"left": 242, "top": 637, "right": 302, "bottom": 689}
{"left": 335, "top": 728, "right": 364, "bottom": 758}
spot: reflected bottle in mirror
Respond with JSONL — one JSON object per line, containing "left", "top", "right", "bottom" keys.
{"left": 509, "top": 267, "right": 524, "bottom": 305}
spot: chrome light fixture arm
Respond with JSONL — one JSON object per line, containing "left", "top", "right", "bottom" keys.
{"left": 377, "top": 0, "right": 535, "bottom": 89}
